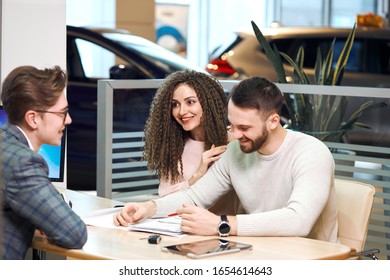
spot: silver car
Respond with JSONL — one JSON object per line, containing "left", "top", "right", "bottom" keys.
{"left": 206, "top": 27, "right": 390, "bottom": 147}
{"left": 206, "top": 26, "right": 390, "bottom": 88}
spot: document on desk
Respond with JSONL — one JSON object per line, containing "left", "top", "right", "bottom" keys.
{"left": 127, "top": 215, "right": 183, "bottom": 236}
{"left": 82, "top": 207, "right": 184, "bottom": 237}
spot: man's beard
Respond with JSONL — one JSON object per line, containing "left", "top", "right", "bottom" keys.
{"left": 239, "top": 126, "right": 268, "bottom": 153}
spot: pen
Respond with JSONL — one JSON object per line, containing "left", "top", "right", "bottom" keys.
{"left": 168, "top": 212, "right": 179, "bottom": 217}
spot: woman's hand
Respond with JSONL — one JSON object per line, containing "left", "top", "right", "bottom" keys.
{"left": 189, "top": 144, "right": 227, "bottom": 185}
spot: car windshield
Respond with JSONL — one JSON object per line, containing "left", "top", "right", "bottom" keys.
{"left": 101, "top": 32, "right": 202, "bottom": 72}
{"left": 209, "top": 33, "right": 242, "bottom": 59}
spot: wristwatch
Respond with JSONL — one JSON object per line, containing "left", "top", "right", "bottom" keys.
{"left": 217, "top": 214, "right": 231, "bottom": 237}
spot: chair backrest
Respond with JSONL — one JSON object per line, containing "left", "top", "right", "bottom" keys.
{"left": 334, "top": 178, "right": 375, "bottom": 252}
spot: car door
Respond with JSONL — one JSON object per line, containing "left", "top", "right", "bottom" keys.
{"left": 66, "top": 30, "right": 154, "bottom": 190}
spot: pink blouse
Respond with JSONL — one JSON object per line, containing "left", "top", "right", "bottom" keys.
{"left": 158, "top": 138, "right": 204, "bottom": 197}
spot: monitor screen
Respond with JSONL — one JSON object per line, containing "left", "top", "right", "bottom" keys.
{"left": 0, "top": 105, "right": 66, "bottom": 183}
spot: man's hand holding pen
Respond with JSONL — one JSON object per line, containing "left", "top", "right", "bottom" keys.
{"left": 177, "top": 204, "right": 221, "bottom": 235}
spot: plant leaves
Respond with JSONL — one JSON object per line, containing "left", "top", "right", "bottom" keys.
{"left": 340, "top": 101, "right": 388, "bottom": 130}
{"left": 251, "top": 21, "right": 287, "bottom": 83}
{"left": 322, "top": 39, "right": 335, "bottom": 84}
{"left": 250, "top": 22, "right": 382, "bottom": 142}
{"left": 333, "top": 23, "right": 356, "bottom": 85}
{"left": 314, "top": 47, "right": 323, "bottom": 84}
{"left": 280, "top": 52, "right": 310, "bottom": 84}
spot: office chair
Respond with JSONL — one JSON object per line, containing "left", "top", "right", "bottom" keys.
{"left": 334, "top": 178, "right": 380, "bottom": 259}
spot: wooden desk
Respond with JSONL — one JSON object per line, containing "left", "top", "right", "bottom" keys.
{"left": 31, "top": 188, "right": 353, "bottom": 260}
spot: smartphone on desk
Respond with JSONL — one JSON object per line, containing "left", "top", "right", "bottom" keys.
{"left": 161, "top": 238, "right": 252, "bottom": 259}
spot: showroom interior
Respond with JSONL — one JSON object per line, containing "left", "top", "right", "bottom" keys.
{"left": 1, "top": 0, "right": 390, "bottom": 260}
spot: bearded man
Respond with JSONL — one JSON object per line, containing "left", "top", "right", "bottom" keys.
{"left": 113, "top": 76, "right": 338, "bottom": 243}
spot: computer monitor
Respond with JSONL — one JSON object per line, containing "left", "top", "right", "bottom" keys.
{"left": 0, "top": 105, "right": 66, "bottom": 187}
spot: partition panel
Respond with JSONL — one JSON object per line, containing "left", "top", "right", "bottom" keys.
{"left": 97, "top": 79, "right": 390, "bottom": 258}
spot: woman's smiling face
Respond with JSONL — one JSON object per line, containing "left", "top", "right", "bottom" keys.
{"left": 171, "top": 83, "right": 204, "bottom": 140}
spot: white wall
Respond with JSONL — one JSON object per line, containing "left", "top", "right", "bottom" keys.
{"left": 186, "top": 0, "right": 271, "bottom": 68}
{"left": 0, "top": 0, "right": 67, "bottom": 188}
{"left": 66, "top": 0, "right": 115, "bottom": 28}
{"left": 0, "top": 0, "right": 66, "bottom": 84}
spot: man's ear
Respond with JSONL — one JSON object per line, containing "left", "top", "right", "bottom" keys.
{"left": 267, "top": 113, "right": 280, "bottom": 130}
{"left": 24, "top": 110, "right": 38, "bottom": 129}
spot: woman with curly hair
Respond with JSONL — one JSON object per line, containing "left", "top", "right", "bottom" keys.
{"left": 143, "top": 70, "right": 240, "bottom": 214}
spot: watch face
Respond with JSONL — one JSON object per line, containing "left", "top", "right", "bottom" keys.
{"left": 219, "top": 221, "right": 230, "bottom": 234}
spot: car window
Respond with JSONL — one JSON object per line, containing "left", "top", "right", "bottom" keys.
{"left": 75, "top": 38, "right": 127, "bottom": 79}
{"left": 267, "top": 38, "right": 298, "bottom": 55}
{"left": 101, "top": 33, "right": 201, "bottom": 73}
{"left": 209, "top": 33, "right": 243, "bottom": 59}
{"left": 366, "top": 39, "right": 390, "bottom": 75}
{"left": 271, "top": 38, "right": 364, "bottom": 73}
{"left": 333, "top": 40, "right": 363, "bottom": 72}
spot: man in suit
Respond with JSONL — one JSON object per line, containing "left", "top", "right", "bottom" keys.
{"left": 0, "top": 65, "right": 87, "bottom": 259}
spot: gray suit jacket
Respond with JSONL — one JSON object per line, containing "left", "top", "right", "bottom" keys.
{"left": 1, "top": 123, "right": 87, "bottom": 259}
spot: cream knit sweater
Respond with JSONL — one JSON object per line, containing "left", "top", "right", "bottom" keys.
{"left": 154, "top": 129, "right": 338, "bottom": 242}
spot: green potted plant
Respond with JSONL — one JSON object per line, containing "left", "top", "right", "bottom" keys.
{"left": 251, "top": 20, "right": 387, "bottom": 142}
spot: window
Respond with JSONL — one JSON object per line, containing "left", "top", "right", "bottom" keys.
{"left": 367, "top": 39, "right": 390, "bottom": 74}
{"left": 75, "top": 38, "right": 118, "bottom": 79}
{"left": 331, "top": 0, "right": 377, "bottom": 27}
{"left": 280, "top": 0, "right": 323, "bottom": 26}
{"left": 274, "top": 38, "right": 364, "bottom": 73}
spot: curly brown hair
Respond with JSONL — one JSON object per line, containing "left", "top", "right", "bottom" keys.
{"left": 143, "top": 70, "right": 228, "bottom": 183}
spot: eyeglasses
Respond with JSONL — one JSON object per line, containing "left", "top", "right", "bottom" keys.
{"left": 35, "top": 108, "right": 69, "bottom": 123}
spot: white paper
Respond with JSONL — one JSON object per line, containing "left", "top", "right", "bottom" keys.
{"left": 81, "top": 207, "right": 185, "bottom": 237}
{"left": 82, "top": 207, "right": 126, "bottom": 230}
{"left": 127, "top": 216, "right": 183, "bottom": 236}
